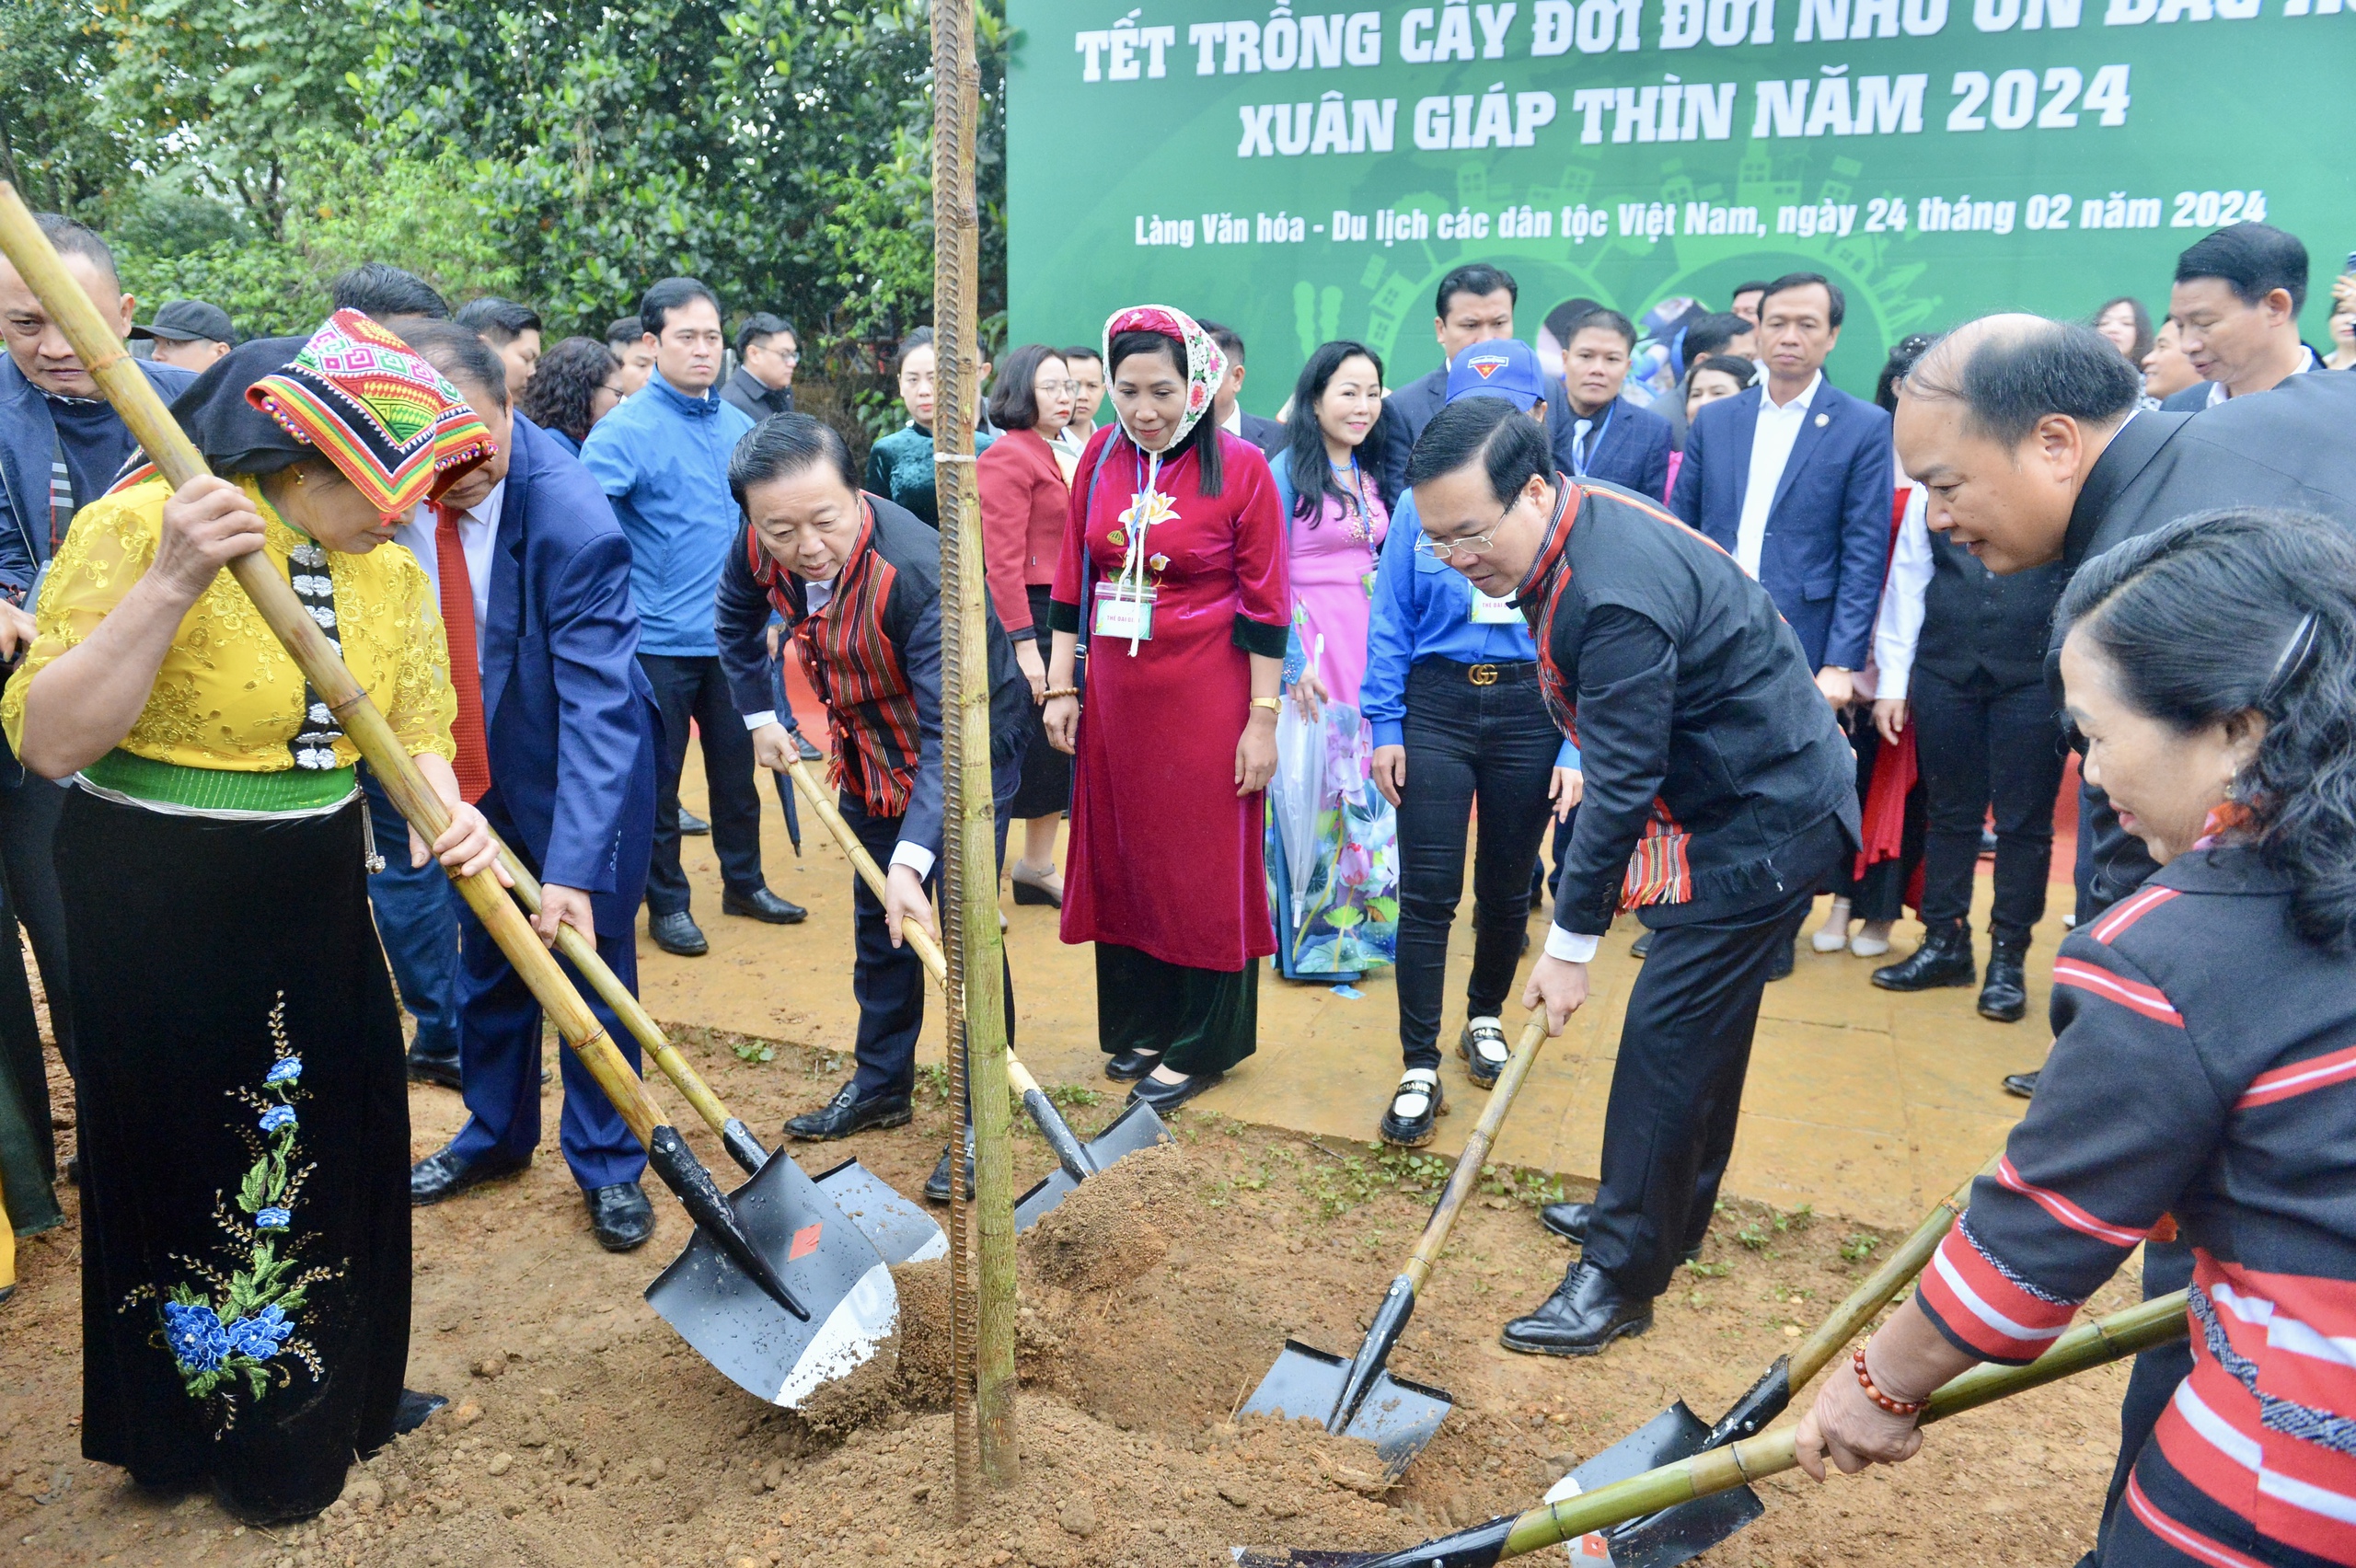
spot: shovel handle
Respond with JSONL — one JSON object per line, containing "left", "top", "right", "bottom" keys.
{"left": 1402, "top": 1016, "right": 1550, "bottom": 1295}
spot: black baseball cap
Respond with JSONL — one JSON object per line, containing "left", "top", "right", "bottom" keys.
{"left": 131, "top": 299, "right": 237, "bottom": 347}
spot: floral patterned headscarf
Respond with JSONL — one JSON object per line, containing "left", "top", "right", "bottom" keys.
{"left": 1102, "top": 304, "right": 1227, "bottom": 456}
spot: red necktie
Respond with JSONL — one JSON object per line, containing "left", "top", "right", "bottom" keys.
{"left": 431, "top": 501, "right": 491, "bottom": 803}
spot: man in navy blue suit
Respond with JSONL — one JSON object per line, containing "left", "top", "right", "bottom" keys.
{"left": 1554, "top": 307, "right": 1672, "bottom": 501}
{"left": 1669, "top": 272, "right": 1892, "bottom": 705}
{"left": 397, "top": 325, "right": 664, "bottom": 1254}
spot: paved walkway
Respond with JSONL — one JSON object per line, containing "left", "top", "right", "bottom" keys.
{"left": 642, "top": 749, "right": 2060, "bottom": 1230}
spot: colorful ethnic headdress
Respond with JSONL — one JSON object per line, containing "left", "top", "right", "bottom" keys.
{"left": 245, "top": 310, "right": 493, "bottom": 513}
{"left": 1101, "top": 304, "right": 1227, "bottom": 455}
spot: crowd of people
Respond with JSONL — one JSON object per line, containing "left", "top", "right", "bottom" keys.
{"left": 0, "top": 201, "right": 2353, "bottom": 1568}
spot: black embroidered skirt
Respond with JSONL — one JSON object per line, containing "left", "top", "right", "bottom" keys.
{"left": 58, "top": 788, "right": 410, "bottom": 1523}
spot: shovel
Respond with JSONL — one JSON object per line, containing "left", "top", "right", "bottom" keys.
{"left": 1541, "top": 1149, "right": 2004, "bottom": 1568}
{"left": 778, "top": 755, "right": 1172, "bottom": 1228}
{"left": 0, "top": 185, "right": 895, "bottom": 1412}
{"left": 1239, "top": 1015, "right": 1550, "bottom": 1476}
{"left": 1232, "top": 1286, "right": 2192, "bottom": 1568}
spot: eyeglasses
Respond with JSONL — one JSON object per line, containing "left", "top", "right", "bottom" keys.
{"left": 1415, "top": 498, "right": 1515, "bottom": 560}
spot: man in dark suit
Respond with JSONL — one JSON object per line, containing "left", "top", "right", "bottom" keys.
{"left": 1669, "top": 271, "right": 1892, "bottom": 701}
{"left": 1554, "top": 308, "right": 1672, "bottom": 500}
{"left": 1375, "top": 263, "right": 1573, "bottom": 502}
{"left": 720, "top": 313, "right": 797, "bottom": 423}
{"left": 1897, "top": 315, "right": 2356, "bottom": 1563}
{"left": 0, "top": 214, "right": 195, "bottom": 1157}
{"left": 1198, "top": 320, "right": 1286, "bottom": 455}
{"left": 398, "top": 325, "right": 664, "bottom": 1254}
{"left": 2157, "top": 223, "right": 2318, "bottom": 411}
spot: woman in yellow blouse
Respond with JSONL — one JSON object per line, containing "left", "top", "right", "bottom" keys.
{"left": 0, "top": 314, "right": 496, "bottom": 1524}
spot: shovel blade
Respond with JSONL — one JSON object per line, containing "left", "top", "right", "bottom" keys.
{"left": 1239, "top": 1339, "right": 1352, "bottom": 1426}
{"left": 1012, "top": 1096, "right": 1175, "bottom": 1231}
{"left": 1238, "top": 1343, "right": 1454, "bottom": 1476}
{"left": 647, "top": 1151, "right": 898, "bottom": 1408}
{"left": 812, "top": 1157, "right": 947, "bottom": 1264}
{"left": 1551, "top": 1402, "right": 1761, "bottom": 1568}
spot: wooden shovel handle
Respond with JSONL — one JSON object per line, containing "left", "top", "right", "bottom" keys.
{"left": 0, "top": 183, "right": 667, "bottom": 1151}
{"left": 778, "top": 756, "right": 1045, "bottom": 1100}
{"left": 1401, "top": 1016, "right": 1549, "bottom": 1294}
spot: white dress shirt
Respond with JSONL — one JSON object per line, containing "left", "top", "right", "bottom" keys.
{"left": 1733, "top": 371, "right": 1822, "bottom": 579}
{"left": 1870, "top": 481, "right": 1932, "bottom": 701}
{"left": 394, "top": 479, "right": 503, "bottom": 677}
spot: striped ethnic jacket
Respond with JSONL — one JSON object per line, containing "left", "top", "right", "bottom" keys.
{"left": 1917, "top": 844, "right": 2356, "bottom": 1567}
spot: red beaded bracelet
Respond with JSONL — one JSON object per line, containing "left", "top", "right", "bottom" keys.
{"left": 1853, "top": 1342, "right": 1928, "bottom": 1417}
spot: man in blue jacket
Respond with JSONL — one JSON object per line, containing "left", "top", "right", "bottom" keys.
{"left": 398, "top": 325, "right": 664, "bottom": 1253}
{"left": 1669, "top": 272, "right": 1892, "bottom": 700}
{"left": 582, "top": 277, "right": 804, "bottom": 959}
{"left": 0, "top": 214, "right": 194, "bottom": 1172}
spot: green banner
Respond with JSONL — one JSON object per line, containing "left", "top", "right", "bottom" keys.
{"left": 1005, "top": 0, "right": 2356, "bottom": 403}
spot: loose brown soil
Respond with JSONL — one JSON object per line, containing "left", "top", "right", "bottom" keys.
{"left": 6, "top": 1023, "right": 2140, "bottom": 1568}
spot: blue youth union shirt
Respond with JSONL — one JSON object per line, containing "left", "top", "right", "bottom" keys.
{"left": 579, "top": 369, "right": 756, "bottom": 656}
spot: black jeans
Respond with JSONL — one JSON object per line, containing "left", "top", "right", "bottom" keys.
{"left": 1911, "top": 665, "right": 2066, "bottom": 947}
{"left": 1394, "top": 659, "right": 1561, "bottom": 1070}
{"left": 639, "top": 652, "right": 767, "bottom": 917}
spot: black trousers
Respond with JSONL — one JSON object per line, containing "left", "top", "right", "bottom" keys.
{"left": 1394, "top": 660, "right": 1560, "bottom": 1070}
{"left": 0, "top": 773, "right": 72, "bottom": 1069}
{"left": 640, "top": 652, "right": 766, "bottom": 917}
{"left": 1911, "top": 665, "right": 2065, "bottom": 947}
{"left": 841, "top": 791, "right": 1014, "bottom": 1101}
{"left": 1581, "top": 882, "right": 1818, "bottom": 1300}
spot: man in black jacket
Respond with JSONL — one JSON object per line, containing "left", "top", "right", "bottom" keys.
{"left": 714, "top": 413, "right": 1028, "bottom": 1198}
{"left": 1895, "top": 315, "right": 2356, "bottom": 1562}
{"left": 1408, "top": 398, "right": 1857, "bottom": 1355}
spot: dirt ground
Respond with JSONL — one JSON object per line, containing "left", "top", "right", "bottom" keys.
{"left": 6, "top": 1021, "right": 2142, "bottom": 1568}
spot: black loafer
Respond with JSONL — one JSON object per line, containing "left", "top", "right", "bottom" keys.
{"left": 1500, "top": 1262, "right": 1654, "bottom": 1357}
{"left": 2003, "top": 1070, "right": 2040, "bottom": 1100}
{"left": 1459, "top": 1017, "right": 1509, "bottom": 1088}
{"left": 1103, "top": 1049, "right": 1161, "bottom": 1082}
{"left": 649, "top": 910, "right": 709, "bottom": 956}
{"left": 1540, "top": 1201, "right": 1703, "bottom": 1264}
{"left": 1768, "top": 940, "right": 1796, "bottom": 982}
{"left": 783, "top": 1081, "right": 914, "bottom": 1141}
{"left": 1378, "top": 1069, "right": 1444, "bottom": 1147}
{"left": 406, "top": 1044, "right": 462, "bottom": 1090}
{"left": 1630, "top": 929, "right": 1654, "bottom": 959}
{"left": 722, "top": 887, "right": 808, "bottom": 924}
{"left": 924, "top": 1136, "right": 976, "bottom": 1204}
{"left": 393, "top": 1389, "right": 446, "bottom": 1436}
{"left": 1127, "top": 1070, "right": 1223, "bottom": 1113}
{"left": 795, "top": 732, "right": 824, "bottom": 762}
{"left": 410, "top": 1147, "right": 529, "bottom": 1206}
{"left": 586, "top": 1182, "right": 655, "bottom": 1251}
{"left": 678, "top": 807, "right": 710, "bottom": 836}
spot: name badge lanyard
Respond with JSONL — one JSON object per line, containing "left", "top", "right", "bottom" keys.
{"left": 1566, "top": 401, "right": 1614, "bottom": 479}
{"left": 1105, "top": 443, "right": 1170, "bottom": 655}
{"left": 1335, "top": 454, "right": 1379, "bottom": 598}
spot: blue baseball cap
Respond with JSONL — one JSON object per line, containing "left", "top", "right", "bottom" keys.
{"left": 1443, "top": 339, "right": 1544, "bottom": 411}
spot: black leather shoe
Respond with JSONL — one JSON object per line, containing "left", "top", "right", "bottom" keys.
{"left": 1379, "top": 1069, "right": 1444, "bottom": 1147}
{"left": 1979, "top": 940, "right": 2029, "bottom": 1022}
{"left": 678, "top": 807, "right": 710, "bottom": 836}
{"left": 1500, "top": 1262, "right": 1654, "bottom": 1357}
{"left": 783, "top": 1081, "right": 914, "bottom": 1141}
{"left": 1768, "top": 938, "right": 1796, "bottom": 981}
{"left": 586, "top": 1182, "right": 654, "bottom": 1251}
{"left": 1459, "top": 1017, "right": 1509, "bottom": 1088}
{"left": 795, "top": 732, "right": 823, "bottom": 763}
{"left": 1630, "top": 929, "right": 1653, "bottom": 959}
{"left": 1103, "top": 1049, "right": 1161, "bottom": 1082}
{"left": 393, "top": 1389, "right": 446, "bottom": 1436}
{"left": 1872, "top": 917, "right": 1977, "bottom": 992}
{"left": 410, "top": 1147, "right": 528, "bottom": 1206}
{"left": 406, "top": 1044, "right": 462, "bottom": 1090}
{"left": 1540, "top": 1202, "right": 1703, "bottom": 1264}
{"left": 2003, "top": 1070, "right": 2040, "bottom": 1099}
{"left": 722, "top": 886, "right": 808, "bottom": 924}
{"left": 649, "top": 910, "right": 709, "bottom": 956}
{"left": 1128, "top": 1070, "right": 1223, "bottom": 1113}
{"left": 924, "top": 1136, "right": 975, "bottom": 1204}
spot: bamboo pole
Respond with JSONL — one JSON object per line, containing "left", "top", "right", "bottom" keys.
{"left": 930, "top": 0, "right": 1018, "bottom": 1498}
{"left": 1403, "top": 1018, "right": 1546, "bottom": 1293}
{"left": 0, "top": 183, "right": 798, "bottom": 1312}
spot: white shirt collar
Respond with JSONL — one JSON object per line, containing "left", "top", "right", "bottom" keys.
{"left": 1219, "top": 405, "right": 1243, "bottom": 435}
{"left": 1760, "top": 369, "right": 1823, "bottom": 413}
{"left": 2203, "top": 344, "right": 2318, "bottom": 407}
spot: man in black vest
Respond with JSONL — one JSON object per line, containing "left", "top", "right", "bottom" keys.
{"left": 1407, "top": 398, "right": 1858, "bottom": 1355}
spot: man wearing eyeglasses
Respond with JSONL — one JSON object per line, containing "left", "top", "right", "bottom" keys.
{"left": 1361, "top": 340, "right": 1580, "bottom": 1152}
{"left": 721, "top": 313, "right": 799, "bottom": 423}
{"left": 1405, "top": 397, "right": 1857, "bottom": 1357}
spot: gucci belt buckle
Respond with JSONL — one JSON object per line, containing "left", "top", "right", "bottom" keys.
{"left": 1468, "top": 663, "right": 1499, "bottom": 686}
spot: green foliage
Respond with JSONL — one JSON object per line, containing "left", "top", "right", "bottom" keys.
{"left": 1840, "top": 1231, "right": 1884, "bottom": 1264}
{"left": 0, "top": 0, "right": 134, "bottom": 219}
{"left": 1042, "top": 1083, "right": 1102, "bottom": 1110}
{"left": 731, "top": 1038, "right": 776, "bottom": 1065}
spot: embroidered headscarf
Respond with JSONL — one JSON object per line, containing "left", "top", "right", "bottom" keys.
{"left": 1101, "top": 305, "right": 1226, "bottom": 456}
{"left": 245, "top": 310, "right": 492, "bottom": 513}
